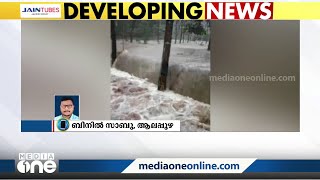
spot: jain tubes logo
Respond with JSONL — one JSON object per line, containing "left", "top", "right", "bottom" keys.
{"left": 17, "top": 153, "right": 56, "bottom": 174}
{"left": 20, "top": 4, "right": 61, "bottom": 18}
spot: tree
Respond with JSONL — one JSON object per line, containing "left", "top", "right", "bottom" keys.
{"left": 205, "top": 21, "right": 210, "bottom": 44}
{"left": 179, "top": 21, "right": 184, "bottom": 44}
{"left": 185, "top": 20, "right": 206, "bottom": 35}
{"left": 207, "top": 21, "right": 211, "bottom": 51}
{"left": 142, "top": 21, "right": 154, "bottom": 44}
{"left": 174, "top": 21, "right": 179, "bottom": 44}
{"left": 129, "top": 21, "right": 136, "bottom": 43}
{"left": 157, "top": 21, "right": 161, "bottom": 44}
{"left": 111, "top": 20, "right": 117, "bottom": 65}
{"left": 158, "top": 20, "right": 174, "bottom": 91}
{"left": 123, "top": 21, "right": 128, "bottom": 41}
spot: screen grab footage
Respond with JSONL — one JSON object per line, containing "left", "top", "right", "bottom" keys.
{"left": 22, "top": 20, "right": 299, "bottom": 132}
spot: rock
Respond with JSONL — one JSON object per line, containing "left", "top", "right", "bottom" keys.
{"left": 191, "top": 104, "right": 210, "bottom": 124}
{"left": 149, "top": 114, "right": 175, "bottom": 120}
{"left": 128, "top": 98, "right": 139, "bottom": 107}
{"left": 147, "top": 106, "right": 161, "bottom": 117}
{"left": 143, "top": 94, "right": 151, "bottom": 99}
{"left": 111, "top": 76, "right": 126, "bottom": 83}
{"left": 111, "top": 104, "right": 120, "bottom": 110}
{"left": 111, "top": 113, "right": 130, "bottom": 120}
{"left": 172, "top": 100, "right": 187, "bottom": 112}
{"left": 180, "top": 120, "right": 209, "bottom": 132}
{"left": 111, "top": 94, "right": 121, "bottom": 99}
{"left": 111, "top": 114, "right": 121, "bottom": 120}
{"left": 120, "top": 85, "right": 129, "bottom": 90}
{"left": 159, "top": 103, "right": 175, "bottom": 114}
{"left": 129, "top": 87, "right": 145, "bottom": 93}
{"left": 113, "top": 87, "right": 123, "bottom": 94}
{"left": 173, "top": 113, "right": 185, "bottom": 120}
{"left": 129, "top": 87, "right": 146, "bottom": 93}
{"left": 128, "top": 94, "right": 151, "bottom": 108}
{"left": 147, "top": 103, "right": 174, "bottom": 117}
{"left": 112, "top": 97, "right": 124, "bottom": 104}
{"left": 162, "top": 99, "right": 173, "bottom": 104}
{"left": 152, "top": 94, "right": 162, "bottom": 103}
{"left": 127, "top": 87, "right": 147, "bottom": 96}
{"left": 126, "top": 112, "right": 141, "bottom": 120}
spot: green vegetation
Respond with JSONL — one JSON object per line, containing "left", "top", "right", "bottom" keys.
{"left": 114, "top": 20, "right": 210, "bottom": 45}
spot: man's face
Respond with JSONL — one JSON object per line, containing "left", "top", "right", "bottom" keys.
{"left": 60, "top": 100, "right": 74, "bottom": 117}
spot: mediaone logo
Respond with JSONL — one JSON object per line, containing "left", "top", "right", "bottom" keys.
{"left": 17, "top": 153, "right": 57, "bottom": 174}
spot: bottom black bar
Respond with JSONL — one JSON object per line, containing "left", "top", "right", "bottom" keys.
{"left": 1, "top": 173, "right": 320, "bottom": 179}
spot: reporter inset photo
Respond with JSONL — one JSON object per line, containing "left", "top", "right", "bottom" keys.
{"left": 54, "top": 95, "right": 80, "bottom": 120}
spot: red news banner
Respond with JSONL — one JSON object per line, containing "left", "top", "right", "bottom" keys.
{"left": 206, "top": 2, "right": 273, "bottom": 20}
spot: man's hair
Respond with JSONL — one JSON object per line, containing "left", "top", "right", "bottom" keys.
{"left": 60, "top": 96, "right": 74, "bottom": 105}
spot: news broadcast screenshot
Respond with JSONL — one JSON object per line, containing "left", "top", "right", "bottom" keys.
{"left": 0, "top": 0, "right": 319, "bottom": 179}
